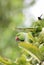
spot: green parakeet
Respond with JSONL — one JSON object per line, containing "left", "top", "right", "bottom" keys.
{"left": 16, "top": 32, "right": 34, "bottom": 43}
{"left": 16, "top": 32, "right": 26, "bottom": 42}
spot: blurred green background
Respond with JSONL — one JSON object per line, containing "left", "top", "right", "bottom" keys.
{"left": 0, "top": 0, "right": 37, "bottom": 60}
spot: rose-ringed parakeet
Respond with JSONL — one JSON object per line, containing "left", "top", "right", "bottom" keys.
{"left": 16, "top": 32, "right": 28, "bottom": 42}
{"left": 16, "top": 32, "right": 35, "bottom": 43}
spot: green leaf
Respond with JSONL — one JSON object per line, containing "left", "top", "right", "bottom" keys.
{"left": 16, "top": 54, "right": 32, "bottom": 65}
{"left": 39, "top": 44, "right": 44, "bottom": 58}
{"left": 19, "top": 42, "right": 44, "bottom": 63}
{"left": 0, "top": 56, "right": 12, "bottom": 65}
{"left": 28, "top": 32, "right": 35, "bottom": 42}
{"left": 0, "top": 56, "right": 17, "bottom": 65}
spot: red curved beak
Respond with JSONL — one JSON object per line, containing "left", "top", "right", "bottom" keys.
{"left": 16, "top": 36, "right": 19, "bottom": 41}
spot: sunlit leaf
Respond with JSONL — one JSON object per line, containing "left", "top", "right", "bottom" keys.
{"left": 19, "top": 42, "right": 44, "bottom": 63}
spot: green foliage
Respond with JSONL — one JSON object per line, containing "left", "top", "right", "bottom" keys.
{"left": 19, "top": 42, "right": 43, "bottom": 62}
{"left": 15, "top": 19, "right": 44, "bottom": 65}
{"left": 0, "top": 0, "right": 44, "bottom": 65}
{"left": 28, "top": 32, "right": 35, "bottom": 43}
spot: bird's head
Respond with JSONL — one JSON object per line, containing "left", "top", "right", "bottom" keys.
{"left": 16, "top": 32, "right": 25, "bottom": 42}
